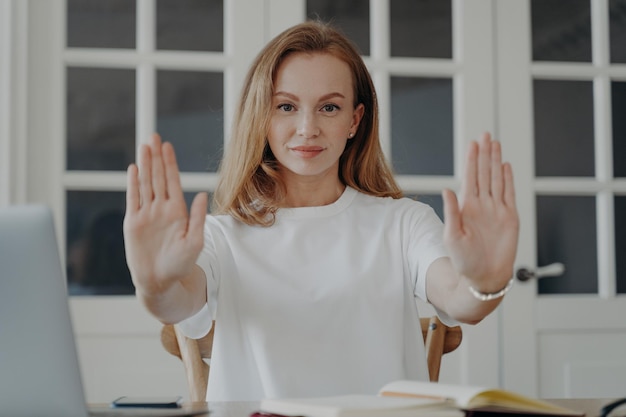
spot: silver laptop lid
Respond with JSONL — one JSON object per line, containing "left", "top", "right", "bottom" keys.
{"left": 0, "top": 205, "right": 88, "bottom": 417}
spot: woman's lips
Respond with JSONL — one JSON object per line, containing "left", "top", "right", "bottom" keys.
{"left": 290, "top": 146, "right": 324, "bottom": 158}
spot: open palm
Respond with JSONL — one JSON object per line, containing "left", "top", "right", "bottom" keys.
{"left": 123, "top": 134, "right": 208, "bottom": 296}
{"left": 442, "top": 133, "right": 519, "bottom": 290}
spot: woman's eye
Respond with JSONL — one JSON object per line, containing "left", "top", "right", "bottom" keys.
{"left": 321, "top": 104, "right": 339, "bottom": 113}
{"left": 278, "top": 103, "right": 294, "bottom": 112}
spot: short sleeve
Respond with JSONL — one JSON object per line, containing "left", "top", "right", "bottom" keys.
{"left": 406, "top": 204, "right": 449, "bottom": 302}
{"left": 405, "top": 204, "right": 460, "bottom": 327}
{"left": 176, "top": 302, "right": 214, "bottom": 339}
{"left": 176, "top": 216, "right": 220, "bottom": 339}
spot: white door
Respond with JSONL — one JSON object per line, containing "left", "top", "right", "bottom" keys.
{"left": 497, "top": 0, "right": 626, "bottom": 398}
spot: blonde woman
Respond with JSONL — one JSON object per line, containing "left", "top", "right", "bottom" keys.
{"left": 124, "top": 21, "right": 519, "bottom": 401}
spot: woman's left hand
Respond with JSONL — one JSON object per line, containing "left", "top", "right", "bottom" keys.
{"left": 442, "top": 132, "right": 520, "bottom": 293}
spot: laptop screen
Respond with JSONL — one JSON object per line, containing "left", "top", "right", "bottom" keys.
{"left": 0, "top": 205, "right": 89, "bottom": 417}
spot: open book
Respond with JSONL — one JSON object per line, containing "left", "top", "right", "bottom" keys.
{"left": 257, "top": 380, "right": 585, "bottom": 417}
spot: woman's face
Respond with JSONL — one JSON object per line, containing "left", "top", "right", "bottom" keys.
{"left": 267, "top": 52, "right": 364, "bottom": 185}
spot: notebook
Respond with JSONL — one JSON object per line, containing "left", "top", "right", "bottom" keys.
{"left": 0, "top": 205, "right": 208, "bottom": 417}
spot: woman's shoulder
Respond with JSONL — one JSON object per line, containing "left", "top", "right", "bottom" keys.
{"left": 205, "top": 213, "right": 241, "bottom": 229}
{"left": 352, "top": 189, "right": 442, "bottom": 226}
{"left": 353, "top": 188, "right": 434, "bottom": 212}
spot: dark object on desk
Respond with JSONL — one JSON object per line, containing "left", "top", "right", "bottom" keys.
{"left": 161, "top": 316, "right": 462, "bottom": 402}
{"left": 464, "top": 409, "right": 584, "bottom": 417}
{"left": 600, "top": 397, "right": 626, "bottom": 417}
{"left": 111, "top": 396, "right": 183, "bottom": 409}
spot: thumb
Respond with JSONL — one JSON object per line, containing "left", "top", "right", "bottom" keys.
{"left": 442, "top": 188, "right": 462, "bottom": 241}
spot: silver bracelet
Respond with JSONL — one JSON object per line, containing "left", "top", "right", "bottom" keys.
{"left": 468, "top": 278, "right": 514, "bottom": 301}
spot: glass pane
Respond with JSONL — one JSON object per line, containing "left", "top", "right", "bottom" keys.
{"left": 613, "top": 81, "right": 626, "bottom": 177}
{"left": 536, "top": 196, "right": 598, "bottom": 294}
{"left": 391, "top": 77, "right": 453, "bottom": 175}
{"left": 157, "top": 70, "right": 224, "bottom": 173}
{"left": 533, "top": 80, "right": 594, "bottom": 177}
{"left": 609, "top": 0, "right": 626, "bottom": 63}
{"left": 66, "top": 67, "right": 136, "bottom": 171}
{"left": 615, "top": 196, "right": 626, "bottom": 293}
{"left": 531, "top": 0, "right": 591, "bottom": 62}
{"left": 67, "top": 0, "right": 135, "bottom": 49}
{"left": 406, "top": 194, "right": 444, "bottom": 221}
{"left": 183, "top": 191, "right": 213, "bottom": 214}
{"left": 390, "top": 0, "right": 452, "bottom": 58}
{"left": 307, "top": 0, "right": 370, "bottom": 55}
{"left": 66, "top": 191, "right": 133, "bottom": 296}
{"left": 156, "top": 0, "right": 223, "bottom": 52}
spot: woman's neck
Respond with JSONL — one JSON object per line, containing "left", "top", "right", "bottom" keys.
{"left": 281, "top": 180, "right": 346, "bottom": 208}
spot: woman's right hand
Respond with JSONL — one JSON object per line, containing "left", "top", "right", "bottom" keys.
{"left": 123, "top": 134, "right": 208, "bottom": 299}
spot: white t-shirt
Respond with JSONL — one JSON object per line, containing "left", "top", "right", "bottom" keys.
{"left": 178, "top": 186, "right": 449, "bottom": 401}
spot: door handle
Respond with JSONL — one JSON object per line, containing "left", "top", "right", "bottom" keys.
{"left": 515, "top": 262, "right": 565, "bottom": 282}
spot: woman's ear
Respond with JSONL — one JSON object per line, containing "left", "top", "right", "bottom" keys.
{"left": 351, "top": 103, "right": 365, "bottom": 133}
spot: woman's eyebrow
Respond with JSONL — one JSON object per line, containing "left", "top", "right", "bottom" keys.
{"left": 273, "top": 91, "right": 347, "bottom": 101}
{"left": 273, "top": 91, "right": 297, "bottom": 99}
{"left": 319, "top": 92, "right": 346, "bottom": 101}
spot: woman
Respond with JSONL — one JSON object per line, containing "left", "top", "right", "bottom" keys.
{"left": 123, "top": 21, "right": 519, "bottom": 401}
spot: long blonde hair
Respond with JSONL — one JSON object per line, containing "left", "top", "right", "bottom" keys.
{"left": 212, "top": 21, "right": 402, "bottom": 226}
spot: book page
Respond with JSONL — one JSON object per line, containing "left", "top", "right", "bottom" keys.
{"left": 378, "top": 380, "right": 583, "bottom": 416}
{"left": 379, "top": 380, "right": 488, "bottom": 407}
{"left": 470, "top": 390, "right": 582, "bottom": 414}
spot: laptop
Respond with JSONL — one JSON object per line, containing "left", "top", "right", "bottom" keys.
{"left": 0, "top": 205, "right": 209, "bottom": 417}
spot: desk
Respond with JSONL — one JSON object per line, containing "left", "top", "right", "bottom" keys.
{"left": 204, "top": 402, "right": 256, "bottom": 417}
{"left": 190, "top": 398, "right": 620, "bottom": 417}
{"left": 88, "top": 399, "right": 620, "bottom": 416}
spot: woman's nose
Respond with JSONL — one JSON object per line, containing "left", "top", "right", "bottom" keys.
{"left": 296, "top": 113, "right": 320, "bottom": 138}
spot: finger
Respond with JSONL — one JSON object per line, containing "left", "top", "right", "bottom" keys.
{"left": 442, "top": 188, "right": 462, "bottom": 241}
{"left": 126, "top": 164, "right": 140, "bottom": 213}
{"left": 477, "top": 132, "right": 492, "bottom": 198}
{"left": 187, "top": 192, "right": 208, "bottom": 246}
{"left": 491, "top": 140, "right": 504, "bottom": 202}
{"left": 150, "top": 133, "right": 167, "bottom": 200}
{"left": 162, "top": 141, "right": 184, "bottom": 201}
{"left": 503, "top": 162, "right": 517, "bottom": 208}
{"left": 138, "top": 144, "right": 153, "bottom": 206}
{"left": 461, "top": 140, "right": 479, "bottom": 202}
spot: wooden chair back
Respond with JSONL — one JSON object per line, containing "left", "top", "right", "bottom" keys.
{"left": 161, "top": 316, "right": 462, "bottom": 402}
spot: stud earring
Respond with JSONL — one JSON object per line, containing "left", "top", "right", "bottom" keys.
{"left": 348, "top": 132, "right": 354, "bottom": 138}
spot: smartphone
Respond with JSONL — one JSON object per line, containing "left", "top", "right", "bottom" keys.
{"left": 110, "top": 396, "right": 183, "bottom": 408}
